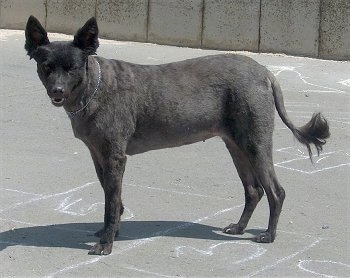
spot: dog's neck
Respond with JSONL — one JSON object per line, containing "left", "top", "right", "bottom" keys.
{"left": 64, "top": 56, "right": 101, "bottom": 119}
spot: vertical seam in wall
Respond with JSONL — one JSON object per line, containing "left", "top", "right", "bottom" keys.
{"left": 317, "top": 0, "right": 323, "bottom": 58}
{"left": 146, "top": 0, "right": 150, "bottom": 42}
{"left": 200, "top": 0, "right": 205, "bottom": 48}
{"left": 258, "top": 0, "right": 262, "bottom": 53}
{"left": 44, "top": 0, "right": 48, "bottom": 28}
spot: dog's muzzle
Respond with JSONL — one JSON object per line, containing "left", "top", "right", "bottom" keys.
{"left": 50, "top": 87, "right": 66, "bottom": 106}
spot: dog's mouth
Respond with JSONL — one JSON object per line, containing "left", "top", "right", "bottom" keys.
{"left": 51, "top": 97, "right": 65, "bottom": 106}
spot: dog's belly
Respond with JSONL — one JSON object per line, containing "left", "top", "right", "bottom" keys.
{"left": 125, "top": 117, "right": 221, "bottom": 155}
{"left": 126, "top": 130, "right": 216, "bottom": 155}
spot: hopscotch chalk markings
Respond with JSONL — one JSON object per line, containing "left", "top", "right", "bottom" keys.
{"left": 338, "top": 79, "right": 350, "bottom": 88}
{"left": 245, "top": 237, "right": 322, "bottom": 277}
{"left": 45, "top": 204, "right": 323, "bottom": 277}
{"left": 298, "top": 260, "right": 350, "bottom": 278}
{"left": 3, "top": 182, "right": 134, "bottom": 220}
{"left": 122, "top": 206, "right": 135, "bottom": 220}
{"left": 274, "top": 147, "right": 350, "bottom": 174}
{"left": 124, "top": 182, "right": 231, "bottom": 200}
{"left": 4, "top": 188, "right": 43, "bottom": 197}
{"left": 0, "top": 182, "right": 97, "bottom": 214}
{"left": 54, "top": 196, "right": 104, "bottom": 216}
{"left": 0, "top": 179, "right": 339, "bottom": 277}
{"left": 267, "top": 65, "right": 347, "bottom": 95}
{"left": 175, "top": 242, "right": 267, "bottom": 265}
{"left": 45, "top": 206, "right": 242, "bottom": 277}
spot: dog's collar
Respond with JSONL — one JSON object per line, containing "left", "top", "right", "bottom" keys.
{"left": 66, "top": 59, "right": 101, "bottom": 118}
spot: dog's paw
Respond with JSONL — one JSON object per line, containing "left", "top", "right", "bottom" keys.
{"left": 255, "top": 231, "right": 275, "bottom": 243}
{"left": 88, "top": 242, "right": 113, "bottom": 255}
{"left": 222, "top": 223, "right": 245, "bottom": 235}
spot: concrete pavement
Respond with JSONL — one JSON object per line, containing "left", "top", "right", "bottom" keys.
{"left": 0, "top": 29, "right": 349, "bottom": 277}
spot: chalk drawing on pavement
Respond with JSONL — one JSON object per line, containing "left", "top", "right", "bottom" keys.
{"left": 298, "top": 260, "right": 350, "bottom": 278}
{"left": 274, "top": 147, "right": 350, "bottom": 174}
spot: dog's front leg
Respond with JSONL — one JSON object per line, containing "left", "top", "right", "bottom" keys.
{"left": 88, "top": 154, "right": 127, "bottom": 255}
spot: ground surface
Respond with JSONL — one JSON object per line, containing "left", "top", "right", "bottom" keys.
{"left": 0, "top": 30, "right": 349, "bottom": 277}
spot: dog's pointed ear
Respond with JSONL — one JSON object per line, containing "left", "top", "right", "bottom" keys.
{"left": 25, "top": 15, "right": 49, "bottom": 59}
{"left": 73, "top": 17, "right": 99, "bottom": 55}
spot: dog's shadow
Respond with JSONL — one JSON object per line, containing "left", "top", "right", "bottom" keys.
{"left": 0, "top": 221, "right": 262, "bottom": 252}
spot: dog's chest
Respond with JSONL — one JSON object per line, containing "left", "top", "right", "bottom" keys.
{"left": 70, "top": 117, "right": 91, "bottom": 140}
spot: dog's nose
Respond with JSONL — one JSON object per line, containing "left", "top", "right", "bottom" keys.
{"left": 53, "top": 87, "right": 65, "bottom": 95}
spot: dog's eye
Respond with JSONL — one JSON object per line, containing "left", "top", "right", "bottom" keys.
{"left": 67, "top": 66, "right": 79, "bottom": 76}
{"left": 41, "top": 64, "right": 51, "bottom": 74}
{"left": 65, "top": 65, "right": 76, "bottom": 72}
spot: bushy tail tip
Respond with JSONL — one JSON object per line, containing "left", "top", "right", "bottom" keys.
{"left": 293, "top": 112, "right": 330, "bottom": 160}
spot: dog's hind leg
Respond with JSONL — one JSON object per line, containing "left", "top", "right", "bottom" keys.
{"left": 223, "top": 135, "right": 285, "bottom": 242}
{"left": 245, "top": 139, "right": 285, "bottom": 243}
{"left": 221, "top": 86, "right": 285, "bottom": 242}
{"left": 252, "top": 160, "right": 285, "bottom": 242}
{"left": 222, "top": 138, "right": 264, "bottom": 235}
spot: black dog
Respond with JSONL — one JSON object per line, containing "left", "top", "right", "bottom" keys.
{"left": 25, "top": 16, "right": 330, "bottom": 255}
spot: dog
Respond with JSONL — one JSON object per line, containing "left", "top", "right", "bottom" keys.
{"left": 25, "top": 15, "right": 330, "bottom": 255}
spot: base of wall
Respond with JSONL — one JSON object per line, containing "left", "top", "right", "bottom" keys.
{"left": 0, "top": 0, "right": 348, "bottom": 60}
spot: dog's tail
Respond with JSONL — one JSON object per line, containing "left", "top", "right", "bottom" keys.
{"left": 268, "top": 72, "right": 330, "bottom": 160}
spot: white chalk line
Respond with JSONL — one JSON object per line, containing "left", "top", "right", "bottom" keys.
{"left": 1, "top": 179, "right": 233, "bottom": 216}
{"left": 55, "top": 196, "right": 83, "bottom": 215}
{"left": 278, "top": 148, "right": 350, "bottom": 157}
{"left": 268, "top": 65, "right": 347, "bottom": 95}
{"left": 245, "top": 237, "right": 322, "bottom": 277}
{"left": 274, "top": 147, "right": 350, "bottom": 174}
{"left": 124, "top": 230, "right": 323, "bottom": 278}
{"left": 2, "top": 188, "right": 43, "bottom": 197}
{"left": 123, "top": 206, "right": 135, "bottom": 220}
{"left": 124, "top": 182, "right": 231, "bottom": 200}
{"left": 337, "top": 79, "right": 350, "bottom": 88}
{"left": 275, "top": 146, "right": 309, "bottom": 158}
{"left": 45, "top": 238, "right": 158, "bottom": 278}
{"left": 46, "top": 257, "right": 101, "bottom": 278}
{"left": 45, "top": 205, "right": 242, "bottom": 277}
{"left": 275, "top": 162, "right": 350, "bottom": 174}
{"left": 54, "top": 195, "right": 104, "bottom": 216}
{"left": 175, "top": 241, "right": 267, "bottom": 265}
{"left": 0, "top": 201, "right": 135, "bottom": 234}
{"left": 298, "top": 259, "right": 350, "bottom": 278}
{"left": 316, "top": 156, "right": 329, "bottom": 164}
{"left": 0, "top": 181, "right": 97, "bottom": 213}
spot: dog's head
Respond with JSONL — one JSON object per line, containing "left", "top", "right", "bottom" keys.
{"left": 25, "top": 16, "right": 99, "bottom": 107}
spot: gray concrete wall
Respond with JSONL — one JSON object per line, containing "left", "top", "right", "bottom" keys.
{"left": 260, "top": 0, "right": 321, "bottom": 57}
{"left": 0, "top": 0, "right": 349, "bottom": 60}
{"left": 202, "top": 0, "right": 260, "bottom": 52}
{"left": 148, "top": 0, "right": 203, "bottom": 47}
{"left": 319, "top": 0, "right": 350, "bottom": 60}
